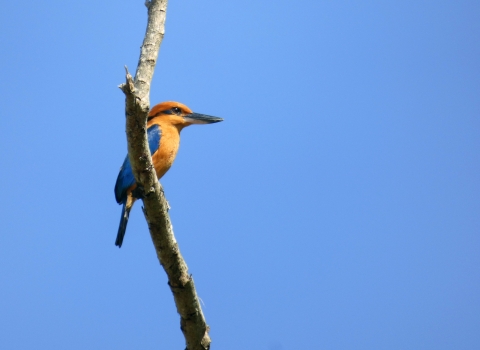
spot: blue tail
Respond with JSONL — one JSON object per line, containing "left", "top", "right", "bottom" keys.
{"left": 115, "top": 202, "right": 131, "bottom": 248}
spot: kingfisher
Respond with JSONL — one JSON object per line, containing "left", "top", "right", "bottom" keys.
{"left": 114, "top": 101, "right": 223, "bottom": 247}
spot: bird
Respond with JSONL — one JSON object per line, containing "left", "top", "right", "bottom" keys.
{"left": 114, "top": 101, "right": 223, "bottom": 247}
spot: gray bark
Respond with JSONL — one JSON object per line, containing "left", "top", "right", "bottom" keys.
{"left": 118, "top": 1, "right": 211, "bottom": 349}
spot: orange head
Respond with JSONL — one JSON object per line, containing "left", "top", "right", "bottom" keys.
{"left": 147, "top": 101, "right": 223, "bottom": 129}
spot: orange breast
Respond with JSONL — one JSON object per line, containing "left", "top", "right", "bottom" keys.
{"left": 150, "top": 121, "right": 181, "bottom": 180}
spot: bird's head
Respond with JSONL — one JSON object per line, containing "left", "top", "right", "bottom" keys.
{"left": 147, "top": 101, "right": 223, "bottom": 129}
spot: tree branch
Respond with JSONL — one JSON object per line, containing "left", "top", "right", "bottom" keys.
{"left": 119, "top": 1, "right": 211, "bottom": 349}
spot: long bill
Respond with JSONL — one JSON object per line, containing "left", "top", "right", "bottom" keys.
{"left": 184, "top": 113, "right": 223, "bottom": 124}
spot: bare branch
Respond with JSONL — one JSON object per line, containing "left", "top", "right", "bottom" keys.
{"left": 119, "top": 1, "right": 211, "bottom": 349}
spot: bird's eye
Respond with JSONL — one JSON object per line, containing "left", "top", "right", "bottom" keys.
{"left": 172, "top": 107, "right": 182, "bottom": 115}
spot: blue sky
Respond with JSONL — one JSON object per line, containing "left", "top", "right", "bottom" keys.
{"left": 0, "top": 1, "right": 479, "bottom": 349}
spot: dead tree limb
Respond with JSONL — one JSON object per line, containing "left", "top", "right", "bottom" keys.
{"left": 118, "top": 1, "right": 211, "bottom": 349}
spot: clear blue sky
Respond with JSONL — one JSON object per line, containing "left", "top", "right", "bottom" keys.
{"left": 0, "top": 1, "right": 479, "bottom": 349}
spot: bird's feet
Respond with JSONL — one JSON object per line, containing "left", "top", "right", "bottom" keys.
{"left": 132, "top": 186, "right": 145, "bottom": 199}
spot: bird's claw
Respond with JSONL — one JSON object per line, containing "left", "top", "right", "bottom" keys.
{"left": 132, "top": 186, "right": 145, "bottom": 199}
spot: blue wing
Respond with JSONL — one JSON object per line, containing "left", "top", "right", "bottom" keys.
{"left": 114, "top": 124, "right": 162, "bottom": 203}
